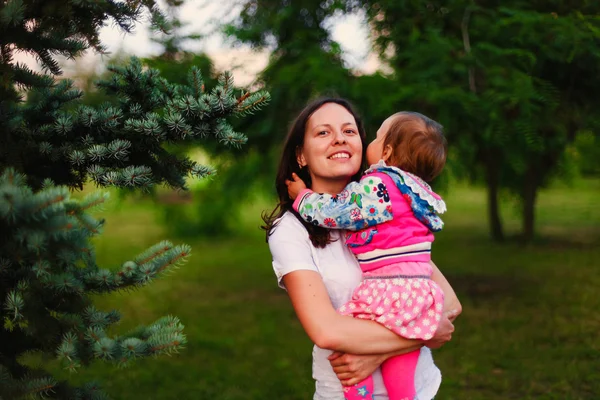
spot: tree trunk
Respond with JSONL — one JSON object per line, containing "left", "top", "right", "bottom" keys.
{"left": 463, "top": 8, "right": 505, "bottom": 240}
{"left": 485, "top": 158, "right": 504, "bottom": 242}
{"left": 522, "top": 165, "right": 538, "bottom": 244}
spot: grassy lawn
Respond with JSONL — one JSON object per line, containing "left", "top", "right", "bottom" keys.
{"left": 52, "top": 179, "right": 599, "bottom": 399}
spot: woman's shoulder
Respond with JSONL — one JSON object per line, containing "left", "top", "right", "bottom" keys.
{"left": 268, "top": 211, "right": 309, "bottom": 242}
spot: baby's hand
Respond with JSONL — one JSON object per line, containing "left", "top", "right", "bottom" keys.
{"left": 285, "top": 173, "right": 306, "bottom": 200}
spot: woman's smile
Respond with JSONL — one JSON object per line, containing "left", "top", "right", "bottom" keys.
{"left": 328, "top": 151, "right": 352, "bottom": 161}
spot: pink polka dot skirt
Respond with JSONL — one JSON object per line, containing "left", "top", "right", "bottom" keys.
{"left": 339, "top": 275, "right": 444, "bottom": 340}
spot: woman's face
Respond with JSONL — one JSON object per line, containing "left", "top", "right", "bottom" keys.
{"left": 297, "top": 103, "right": 363, "bottom": 192}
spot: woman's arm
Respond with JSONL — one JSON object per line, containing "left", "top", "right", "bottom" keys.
{"left": 328, "top": 307, "right": 457, "bottom": 386}
{"left": 430, "top": 260, "right": 462, "bottom": 320}
{"left": 283, "top": 270, "right": 421, "bottom": 355}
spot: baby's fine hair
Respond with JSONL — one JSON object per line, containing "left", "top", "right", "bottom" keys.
{"left": 384, "top": 112, "right": 447, "bottom": 182}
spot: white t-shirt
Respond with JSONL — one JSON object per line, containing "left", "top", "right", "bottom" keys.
{"left": 269, "top": 212, "right": 441, "bottom": 400}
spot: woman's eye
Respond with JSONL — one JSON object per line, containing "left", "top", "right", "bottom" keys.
{"left": 344, "top": 129, "right": 357, "bottom": 135}
{"left": 318, "top": 130, "right": 329, "bottom": 136}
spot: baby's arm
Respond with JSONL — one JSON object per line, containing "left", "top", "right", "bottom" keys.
{"left": 289, "top": 173, "right": 394, "bottom": 231}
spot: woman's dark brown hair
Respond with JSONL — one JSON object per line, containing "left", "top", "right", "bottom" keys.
{"left": 261, "top": 97, "right": 367, "bottom": 248}
{"left": 383, "top": 112, "right": 447, "bottom": 182}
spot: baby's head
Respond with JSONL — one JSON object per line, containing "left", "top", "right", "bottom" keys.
{"left": 366, "top": 111, "right": 447, "bottom": 182}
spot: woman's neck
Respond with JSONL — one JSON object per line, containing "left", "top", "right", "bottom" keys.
{"left": 310, "top": 178, "right": 350, "bottom": 195}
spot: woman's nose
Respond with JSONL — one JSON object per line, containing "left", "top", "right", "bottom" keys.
{"left": 333, "top": 130, "right": 347, "bottom": 144}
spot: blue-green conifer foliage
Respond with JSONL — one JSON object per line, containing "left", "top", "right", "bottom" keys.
{"left": 0, "top": 1, "right": 269, "bottom": 398}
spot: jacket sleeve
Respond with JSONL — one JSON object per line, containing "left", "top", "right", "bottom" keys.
{"left": 292, "top": 175, "right": 394, "bottom": 231}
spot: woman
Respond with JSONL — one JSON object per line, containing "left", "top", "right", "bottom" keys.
{"left": 263, "top": 98, "right": 460, "bottom": 399}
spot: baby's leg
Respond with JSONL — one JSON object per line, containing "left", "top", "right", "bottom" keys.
{"left": 381, "top": 349, "right": 420, "bottom": 400}
{"left": 343, "top": 375, "right": 374, "bottom": 400}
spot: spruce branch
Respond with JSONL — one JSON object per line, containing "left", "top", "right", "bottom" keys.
{"left": 77, "top": 381, "right": 108, "bottom": 400}
{"left": 235, "top": 92, "right": 271, "bottom": 115}
{"left": 23, "top": 376, "right": 58, "bottom": 398}
{"left": 0, "top": 258, "right": 11, "bottom": 274}
{"left": 192, "top": 122, "right": 211, "bottom": 138}
{"left": 133, "top": 240, "right": 173, "bottom": 266}
{"left": 28, "top": 187, "right": 69, "bottom": 217}
{"left": 188, "top": 66, "right": 204, "bottom": 98}
{"left": 10, "top": 63, "right": 54, "bottom": 89}
{"left": 0, "top": 0, "right": 26, "bottom": 27}
{"left": 54, "top": 115, "right": 74, "bottom": 135}
{"left": 77, "top": 192, "right": 110, "bottom": 213}
{"left": 4, "top": 290, "right": 25, "bottom": 324}
{"left": 68, "top": 150, "right": 86, "bottom": 166}
{"left": 190, "top": 164, "right": 216, "bottom": 180}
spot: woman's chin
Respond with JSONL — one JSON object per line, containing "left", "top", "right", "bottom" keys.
{"left": 326, "top": 167, "right": 360, "bottom": 180}
{"left": 327, "top": 159, "right": 360, "bottom": 171}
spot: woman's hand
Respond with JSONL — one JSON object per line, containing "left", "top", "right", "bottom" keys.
{"left": 328, "top": 352, "right": 385, "bottom": 386}
{"left": 424, "top": 309, "right": 458, "bottom": 349}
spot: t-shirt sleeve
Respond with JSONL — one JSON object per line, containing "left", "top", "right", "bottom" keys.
{"left": 268, "top": 215, "right": 318, "bottom": 290}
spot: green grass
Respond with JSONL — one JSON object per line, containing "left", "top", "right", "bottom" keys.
{"left": 54, "top": 179, "right": 599, "bottom": 399}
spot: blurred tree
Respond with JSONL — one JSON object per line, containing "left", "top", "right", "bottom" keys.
{"left": 0, "top": 0, "right": 268, "bottom": 398}
{"left": 360, "top": 0, "right": 600, "bottom": 242}
{"left": 223, "top": 0, "right": 357, "bottom": 199}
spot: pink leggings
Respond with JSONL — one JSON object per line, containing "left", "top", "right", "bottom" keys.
{"left": 343, "top": 349, "right": 420, "bottom": 400}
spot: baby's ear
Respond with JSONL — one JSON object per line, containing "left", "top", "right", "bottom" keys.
{"left": 382, "top": 144, "right": 393, "bottom": 162}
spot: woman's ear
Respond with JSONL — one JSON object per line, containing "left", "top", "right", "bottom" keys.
{"left": 296, "top": 147, "right": 307, "bottom": 168}
{"left": 382, "top": 144, "right": 393, "bottom": 162}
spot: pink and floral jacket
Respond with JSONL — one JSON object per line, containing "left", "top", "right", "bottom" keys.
{"left": 292, "top": 161, "right": 447, "bottom": 272}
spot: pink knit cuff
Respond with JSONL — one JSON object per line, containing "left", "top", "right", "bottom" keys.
{"left": 292, "top": 188, "right": 313, "bottom": 212}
